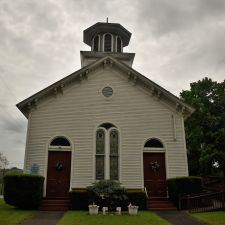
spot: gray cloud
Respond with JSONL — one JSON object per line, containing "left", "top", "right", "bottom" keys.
{"left": 136, "top": 0, "right": 225, "bottom": 36}
{"left": 0, "top": 0, "right": 225, "bottom": 168}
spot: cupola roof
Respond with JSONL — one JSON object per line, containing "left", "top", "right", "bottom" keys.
{"left": 83, "top": 22, "right": 131, "bottom": 47}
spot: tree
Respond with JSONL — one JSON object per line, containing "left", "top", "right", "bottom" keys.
{"left": 180, "top": 77, "right": 225, "bottom": 176}
{"left": 0, "top": 152, "right": 9, "bottom": 194}
{"left": 0, "top": 152, "right": 9, "bottom": 170}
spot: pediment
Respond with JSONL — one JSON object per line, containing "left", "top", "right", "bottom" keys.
{"left": 17, "top": 56, "right": 194, "bottom": 118}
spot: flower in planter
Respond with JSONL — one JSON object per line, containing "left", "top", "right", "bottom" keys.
{"left": 116, "top": 207, "right": 121, "bottom": 215}
{"left": 88, "top": 202, "right": 99, "bottom": 208}
{"left": 128, "top": 203, "right": 139, "bottom": 215}
{"left": 88, "top": 202, "right": 99, "bottom": 215}
{"left": 102, "top": 206, "right": 108, "bottom": 215}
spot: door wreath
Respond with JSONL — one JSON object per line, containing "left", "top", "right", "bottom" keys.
{"left": 150, "top": 161, "right": 160, "bottom": 172}
{"left": 56, "top": 161, "right": 63, "bottom": 171}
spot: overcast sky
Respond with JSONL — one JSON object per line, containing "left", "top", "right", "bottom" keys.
{"left": 1, "top": 0, "right": 225, "bottom": 169}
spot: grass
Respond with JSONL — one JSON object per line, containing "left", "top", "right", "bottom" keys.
{"left": 57, "top": 211, "right": 171, "bottom": 225}
{"left": 190, "top": 211, "right": 225, "bottom": 225}
{"left": 0, "top": 198, "right": 34, "bottom": 225}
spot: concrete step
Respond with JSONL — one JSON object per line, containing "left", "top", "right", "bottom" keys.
{"left": 150, "top": 207, "right": 177, "bottom": 211}
{"left": 39, "top": 198, "right": 70, "bottom": 211}
{"left": 148, "top": 203, "right": 176, "bottom": 208}
{"left": 147, "top": 197, "right": 177, "bottom": 211}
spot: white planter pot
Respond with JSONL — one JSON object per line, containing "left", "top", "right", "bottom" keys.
{"left": 88, "top": 206, "right": 99, "bottom": 215}
{"left": 102, "top": 207, "right": 108, "bottom": 215}
{"left": 128, "top": 206, "right": 139, "bottom": 215}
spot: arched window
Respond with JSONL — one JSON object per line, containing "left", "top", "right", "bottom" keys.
{"left": 93, "top": 35, "right": 99, "bottom": 51}
{"left": 104, "top": 33, "right": 112, "bottom": 52}
{"left": 96, "top": 129, "right": 105, "bottom": 179}
{"left": 99, "top": 123, "right": 116, "bottom": 130}
{"left": 50, "top": 137, "right": 70, "bottom": 146}
{"left": 116, "top": 37, "right": 122, "bottom": 53}
{"left": 95, "top": 125, "right": 119, "bottom": 180}
{"left": 110, "top": 129, "right": 119, "bottom": 180}
{"left": 144, "top": 138, "right": 163, "bottom": 148}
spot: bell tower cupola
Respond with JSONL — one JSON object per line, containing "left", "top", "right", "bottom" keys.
{"left": 80, "top": 22, "right": 135, "bottom": 67}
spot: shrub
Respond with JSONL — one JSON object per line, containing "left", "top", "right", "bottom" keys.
{"left": 0, "top": 183, "right": 2, "bottom": 195}
{"left": 126, "top": 189, "right": 147, "bottom": 210}
{"left": 70, "top": 189, "right": 90, "bottom": 210}
{"left": 69, "top": 187, "right": 147, "bottom": 211}
{"left": 87, "top": 180, "right": 128, "bottom": 210}
{"left": 167, "top": 176, "right": 202, "bottom": 206}
{"left": 4, "top": 174, "right": 44, "bottom": 209}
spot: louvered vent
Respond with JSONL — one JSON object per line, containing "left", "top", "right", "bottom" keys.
{"left": 104, "top": 34, "right": 112, "bottom": 52}
{"left": 102, "top": 86, "right": 113, "bottom": 97}
{"left": 93, "top": 36, "right": 99, "bottom": 51}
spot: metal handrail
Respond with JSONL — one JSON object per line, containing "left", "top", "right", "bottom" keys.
{"left": 144, "top": 187, "right": 149, "bottom": 199}
{"left": 179, "top": 190, "right": 225, "bottom": 212}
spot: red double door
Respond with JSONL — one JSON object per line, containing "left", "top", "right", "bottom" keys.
{"left": 143, "top": 153, "right": 167, "bottom": 197}
{"left": 46, "top": 151, "right": 71, "bottom": 198}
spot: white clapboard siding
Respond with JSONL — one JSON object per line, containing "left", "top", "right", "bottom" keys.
{"left": 25, "top": 66, "right": 188, "bottom": 189}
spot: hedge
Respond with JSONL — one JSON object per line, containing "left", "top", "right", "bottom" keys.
{"left": 70, "top": 189, "right": 90, "bottom": 210}
{"left": 70, "top": 188, "right": 147, "bottom": 210}
{"left": 126, "top": 189, "right": 147, "bottom": 210}
{"left": 0, "top": 183, "right": 3, "bottom": 195}
{"left": 167, "top": 176, "right": 202, "bottom": 206}
{"left": 4, "top": 174, "right": 44, "bottom": 209}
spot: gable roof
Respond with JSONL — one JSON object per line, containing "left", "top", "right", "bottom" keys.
{"left": 17, "top": 56, "right": 194, "bottom": 118}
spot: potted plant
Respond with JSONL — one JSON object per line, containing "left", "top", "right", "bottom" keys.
{"left": 88, "top": 202, "right": 99, "bottom": 215}
{"left": 128, "top": 203, "right": 139, "bottom": 215}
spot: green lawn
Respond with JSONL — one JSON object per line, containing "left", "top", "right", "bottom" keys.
{"left": 190, "top": 211, "right": 225, "bottom": 225}
{"left": 57, "top": 211, "right": 171, "bottom": 225}
{"left": 0, "top": 198, "right": 34, "bottom": 225}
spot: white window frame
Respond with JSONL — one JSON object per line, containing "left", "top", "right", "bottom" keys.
{"left": 95, "top": 126, "right": 120, "bottom": 181}
{"left": 116, "top": 36, "right": 123, "bottom": 53}
{"left": 103, "top": 33, "right": 113, "bottom": 52}
{"left": 92, "top": 35, "right": 100, "bottom": 51}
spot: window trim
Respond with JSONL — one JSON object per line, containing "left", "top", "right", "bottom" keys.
{"left": 103, "top": 33, "right": 113, "bottom": 52}
{"left": 109, "top": 128, "right": 119, "bottom": 180}
{"left": 116, "top": 36, "right": 123, "bottom": 53}
{"left": 143, "top": 138, "right": 165, "bottom": 152}
{"left": 92, "top": 35, "right": 100, "bottom": 52}
{"left": 49, "top": 136, "right": 71, "bottom": 147}
{"left": 94, "top": 125, "right": 120, "bottom": 181}
{"left": 95, "top": 128, "right": 106, "bottom": 180}
{"left": 144, "top": 138, "right": 164, "bottom": 148}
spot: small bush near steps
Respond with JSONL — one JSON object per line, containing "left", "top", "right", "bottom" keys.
{"left": 167, "top": 176, "right": 202, "bottom": 206}
{"left": 87, "top": 180, "right": 128, "bottom": 211}
{"left": 70, "top": 180, "right": 147, "bottom": 210}
{"left": 3, "top": 174, "right": 44, "bottom": 209}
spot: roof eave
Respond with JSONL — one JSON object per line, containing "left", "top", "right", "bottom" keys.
{"left": 17, "top": 55, "right": 195, "bottom": 119}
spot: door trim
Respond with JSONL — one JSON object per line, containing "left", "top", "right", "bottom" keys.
{"left": 143, "top": 152, "right": 167, "bottom": 197}
{"left": 46, "top": 150, "right": 72, "bottom": 198}
{"left": 44, "top": 135, "right": 74, "bottom": 197}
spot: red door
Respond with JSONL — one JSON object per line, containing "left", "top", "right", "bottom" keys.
{"left": 144, "top": 153, "right": 166, "bottom": 197}
{"left": 46, "top": 151, "right": 71, "bottom": 198}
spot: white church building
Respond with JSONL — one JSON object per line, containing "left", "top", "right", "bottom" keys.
{"left": 17, "top": 22, "right": 193, "bottom": 199}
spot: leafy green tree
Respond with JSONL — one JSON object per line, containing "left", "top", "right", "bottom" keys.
{"left": 0, "top": 152, "right": 8, "bottom": 170}
{"left": 0, "top": 152, "right": 9, "bottom": 194}
{"left": 180, "top": 77, "right": 225, "bottom": 176}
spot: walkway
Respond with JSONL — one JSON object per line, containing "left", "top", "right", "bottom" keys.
{"left": 20, "top": 211, "right": 64, "bottom": 225}
{"left": 19, "top": 210, "right": 205, "bottom": 225}
{"left": 157, "top": 211, "right": 204, "bottom": 225}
